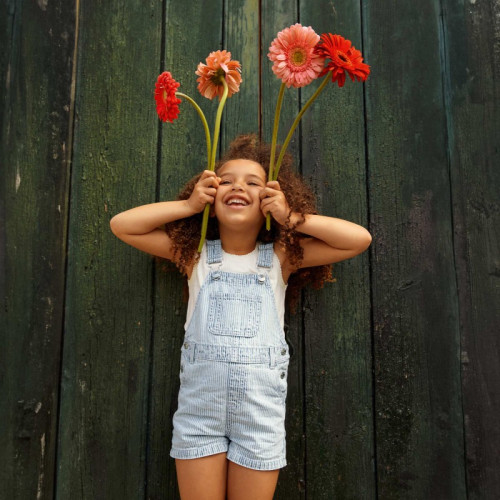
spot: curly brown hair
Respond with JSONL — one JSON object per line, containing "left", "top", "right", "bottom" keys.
{"left": 157, "top": 133, "right": 335, "bottom": 313}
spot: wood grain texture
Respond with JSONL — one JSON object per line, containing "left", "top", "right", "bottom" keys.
{"left": 363, "top": 0, "right": 466, "bottom": 497}
{"left": 222, "top": 0, "right": 260, "bottom": 149}
{"left": 300, "top": 2, "right": 374, "bottom": 498}
{"left": 0, "top": 0, "right": 76, "bottom": 497}
{"left": 148, "top": 1, "right": 223, "bottom": 497}
{"left": 260, "top": 2, "right": 304, "bottom": 497}
{"left": 1, "top": 0, "right": 499, "bottom": 498}
{"left": 55, "top": 1, "right": 162, "bottom": 498}
{"left": 441, "top": 0, "right": 500, "bottom": 497}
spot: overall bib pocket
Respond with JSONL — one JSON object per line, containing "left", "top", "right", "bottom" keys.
{"left": 208, "top": 292, "right": 262, "bottom": 337}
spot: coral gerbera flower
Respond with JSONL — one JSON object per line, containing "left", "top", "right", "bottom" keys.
{"left": 154, "top": 71, "right": 182, "bottom": 122}
{"left": 315, "top": 33, "right": 370, "bottom": 87}
{"left": 195, "top": 50, "right": 242, "bottom": 100}
{"left": 267, "top": 23, "right": 325, "bottom": 88}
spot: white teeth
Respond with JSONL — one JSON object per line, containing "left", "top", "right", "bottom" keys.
{"left": 226, "top": 198, "right": 248, "bottom": 206}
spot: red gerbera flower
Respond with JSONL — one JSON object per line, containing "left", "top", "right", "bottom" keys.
{"left": 315, "top": 33, "right": 370, "bottom": 87}
{"left": 154, "top": 71, "right": 182, "bottom": 122}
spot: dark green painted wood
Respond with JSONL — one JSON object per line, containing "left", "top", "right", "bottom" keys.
{"left": 0, "top": 0, "right": 76, "bottom": 498}
{"left": 56, "top": 1, "right": 162, "bottom": 498}
{"left": 2, "top": 0, "right": 500, "bottom": 498}
{"left": 299, "top": 3, "right": 375, "bottom": 498}
{"left": 222, "top": 0, "right": 260, "bottom": 150}
{"left": 260, "top": 2, "right": 304, "bottom": 497}
{"left": 150, "top": 1, "right": 224, "bottom": 498}
{"left": 440, "top": 0, "right": 500, "bottom": 497}
{"left": 363, "top": 0, "right": 466, "bottom": 497}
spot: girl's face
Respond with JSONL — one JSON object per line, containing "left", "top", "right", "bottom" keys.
{"left": 213, "top": 159, "right": 267, "bottom": 229}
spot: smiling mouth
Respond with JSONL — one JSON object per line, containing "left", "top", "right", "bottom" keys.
{"left": 225, "top": 198, "right": 249, "bottom": 206}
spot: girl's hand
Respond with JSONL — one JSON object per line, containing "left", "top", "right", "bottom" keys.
{"left": 259, "top": 180, "right": 291, "bottom": 225}
{"left": 186, "top": 170, "right": 221, "bottom": 214}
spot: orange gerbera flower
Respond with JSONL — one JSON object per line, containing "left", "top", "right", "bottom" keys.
{"left": 154, "top": 71, "right": 182, "bottom": 122}
{"left": 267, "top": 23, "right": 325, "bottom": 88}
{"left": 315, "top": 33, "right": 370, "bottom": 87}
{"left": 195, "top": 50, "right": 242, "bottom": 100}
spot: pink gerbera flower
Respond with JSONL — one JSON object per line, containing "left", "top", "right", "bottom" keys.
{"left": 267, "top": 23, "right": 325, "bottom": 88}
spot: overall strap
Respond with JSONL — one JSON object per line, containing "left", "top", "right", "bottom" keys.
{"left": 257, "top": 242, "right": 274, "bottom": 269}
{"left": 206, "top": 239, "right": 223, "bottom": 265}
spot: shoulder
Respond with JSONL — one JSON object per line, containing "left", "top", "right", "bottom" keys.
{"left": 272, "top": 242, "right": 295, "bottom": 284}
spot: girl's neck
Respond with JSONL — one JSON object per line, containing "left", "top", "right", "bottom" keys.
{"left": 218, "top": 225, "right": 260, "bottom": 255}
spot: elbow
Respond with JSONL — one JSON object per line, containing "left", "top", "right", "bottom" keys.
{"left": 362, "top": 231, "right": 372, "bottom": 250}
{"left": 109, "top": 215, "right": 122, "bottom": 235}
{"left": 357, "top": 230, "right": 372, "bottom": 253}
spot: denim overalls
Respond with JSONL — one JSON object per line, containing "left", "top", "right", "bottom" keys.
{"left": 169, "top": 239, "right": 290, "bottom": 470}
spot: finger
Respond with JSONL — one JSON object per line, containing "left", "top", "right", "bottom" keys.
{"left": 200, "top": 174, "right": 219, "bottom": 187}
{"left": 200, "top": 170, "right": 217, "bottom": 182}
{"left": 259, "top": 187, "right": 277, "bottom": 199}
{"left": 266, "top": 180, "right": 280, "bottom": 190}
{"left": 202, "top": 192, "right": 216, "bottom": 204}
{"left": 260, "top": 198, "right": 273, "bottom": 212}
{"left": 204, "top": 187, "right": 217, "bottom": 196}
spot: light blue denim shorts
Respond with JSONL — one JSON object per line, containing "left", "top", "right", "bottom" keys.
{"left": 169, "top": 341, "right": 290, "bottom": 470}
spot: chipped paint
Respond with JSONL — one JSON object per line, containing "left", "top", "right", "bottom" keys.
{"left": 36, "top": 433, "right": 46, "bottom": 499}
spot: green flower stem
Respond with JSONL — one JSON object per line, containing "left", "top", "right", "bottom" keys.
{"left": 209, "top": 78, "right": 229, "bottom": 171}
{"left": 269, "top": 82, "right": 286, "bottom": 181}
{"left": 266, "top": 81, "right": 286, "bottom": 231}
{"left": 198, "top": 77, "right": 230, "bottom": 253}
{"left": 176, "top": 92, "right": 211, "bottom": 167}
{"left": 273, "top": 73, "right": 331, "bottom": 181}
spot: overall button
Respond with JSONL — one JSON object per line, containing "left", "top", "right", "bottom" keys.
{"left": 184, "top": 342, "right": 189, "bottom": 349}
{"left": 257, "top": 274, "right": 266, "bottom": 284}
{"left": 212, "top": 272, "right": 221, "bottom": 280}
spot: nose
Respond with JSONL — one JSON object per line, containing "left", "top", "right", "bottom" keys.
{"left": 231, "top": 181, "right": 243, "bottom": 190}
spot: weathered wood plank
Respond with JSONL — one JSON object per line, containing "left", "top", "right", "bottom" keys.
{"left": 148, "top": 0, "right": 224, "bottom": 497}
{"left": 363, "top": 0, "right": 465, "bottom": 497}
{"left": 260, "top": 2, "right": 304, "bottom": 497}
{"left": 441, "top": 0, "right": 500, "bottom": 497}
{"left": 299, "top": 2, "right": 375, "bottom": 498}
{"left": 0, "top": 0, "right": 76, "bottom": 497}
{"left": 222, "top": 0, "right": 260, "bottom": 149}
{"left": 56, "top": 1, "right": 162, "bottom": 498}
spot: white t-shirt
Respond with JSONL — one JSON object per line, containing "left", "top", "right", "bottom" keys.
{"left": 184, "top": 242, "right": 288, "bottom": 330}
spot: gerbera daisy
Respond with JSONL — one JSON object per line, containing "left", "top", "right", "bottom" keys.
{"left": 195, "top": 50, "right": 242, "bottom": 100}
{"left": 267, "top": 23, "right": 325, "bottom": 88}
{"left": 154, "top": 71, "right": 182, "bottom": 122}
{"left": 315, "top": 33, "right": 370, "bottom": 87}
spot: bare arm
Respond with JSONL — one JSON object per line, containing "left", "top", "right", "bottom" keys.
{"left": 110, "top": 199, "right": 196, "bottom": 235}
{"left": 288, "top": 212, "right": 372, "bottom": 268}
{"left": 109, "top": 170, "right": 220, "bottom": 265}
{"left": 260, "top": 180, "right": 372, "bottom": 270}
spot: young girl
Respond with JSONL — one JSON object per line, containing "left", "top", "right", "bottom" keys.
{"left": 110, "top": 134, "right": 371, "bottom": 500}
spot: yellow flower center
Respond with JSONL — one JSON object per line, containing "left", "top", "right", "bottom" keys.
{"left": 290, "top": 48, "right": 307, "bottom": 67}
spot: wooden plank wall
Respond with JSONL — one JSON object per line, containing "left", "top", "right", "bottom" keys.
{"left": 1, "top": 0, "right": 499, "bottom": 498}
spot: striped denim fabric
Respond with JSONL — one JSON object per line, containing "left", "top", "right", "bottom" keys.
{"left": 170, "top": 240, "right": 290, "bottom": 470}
